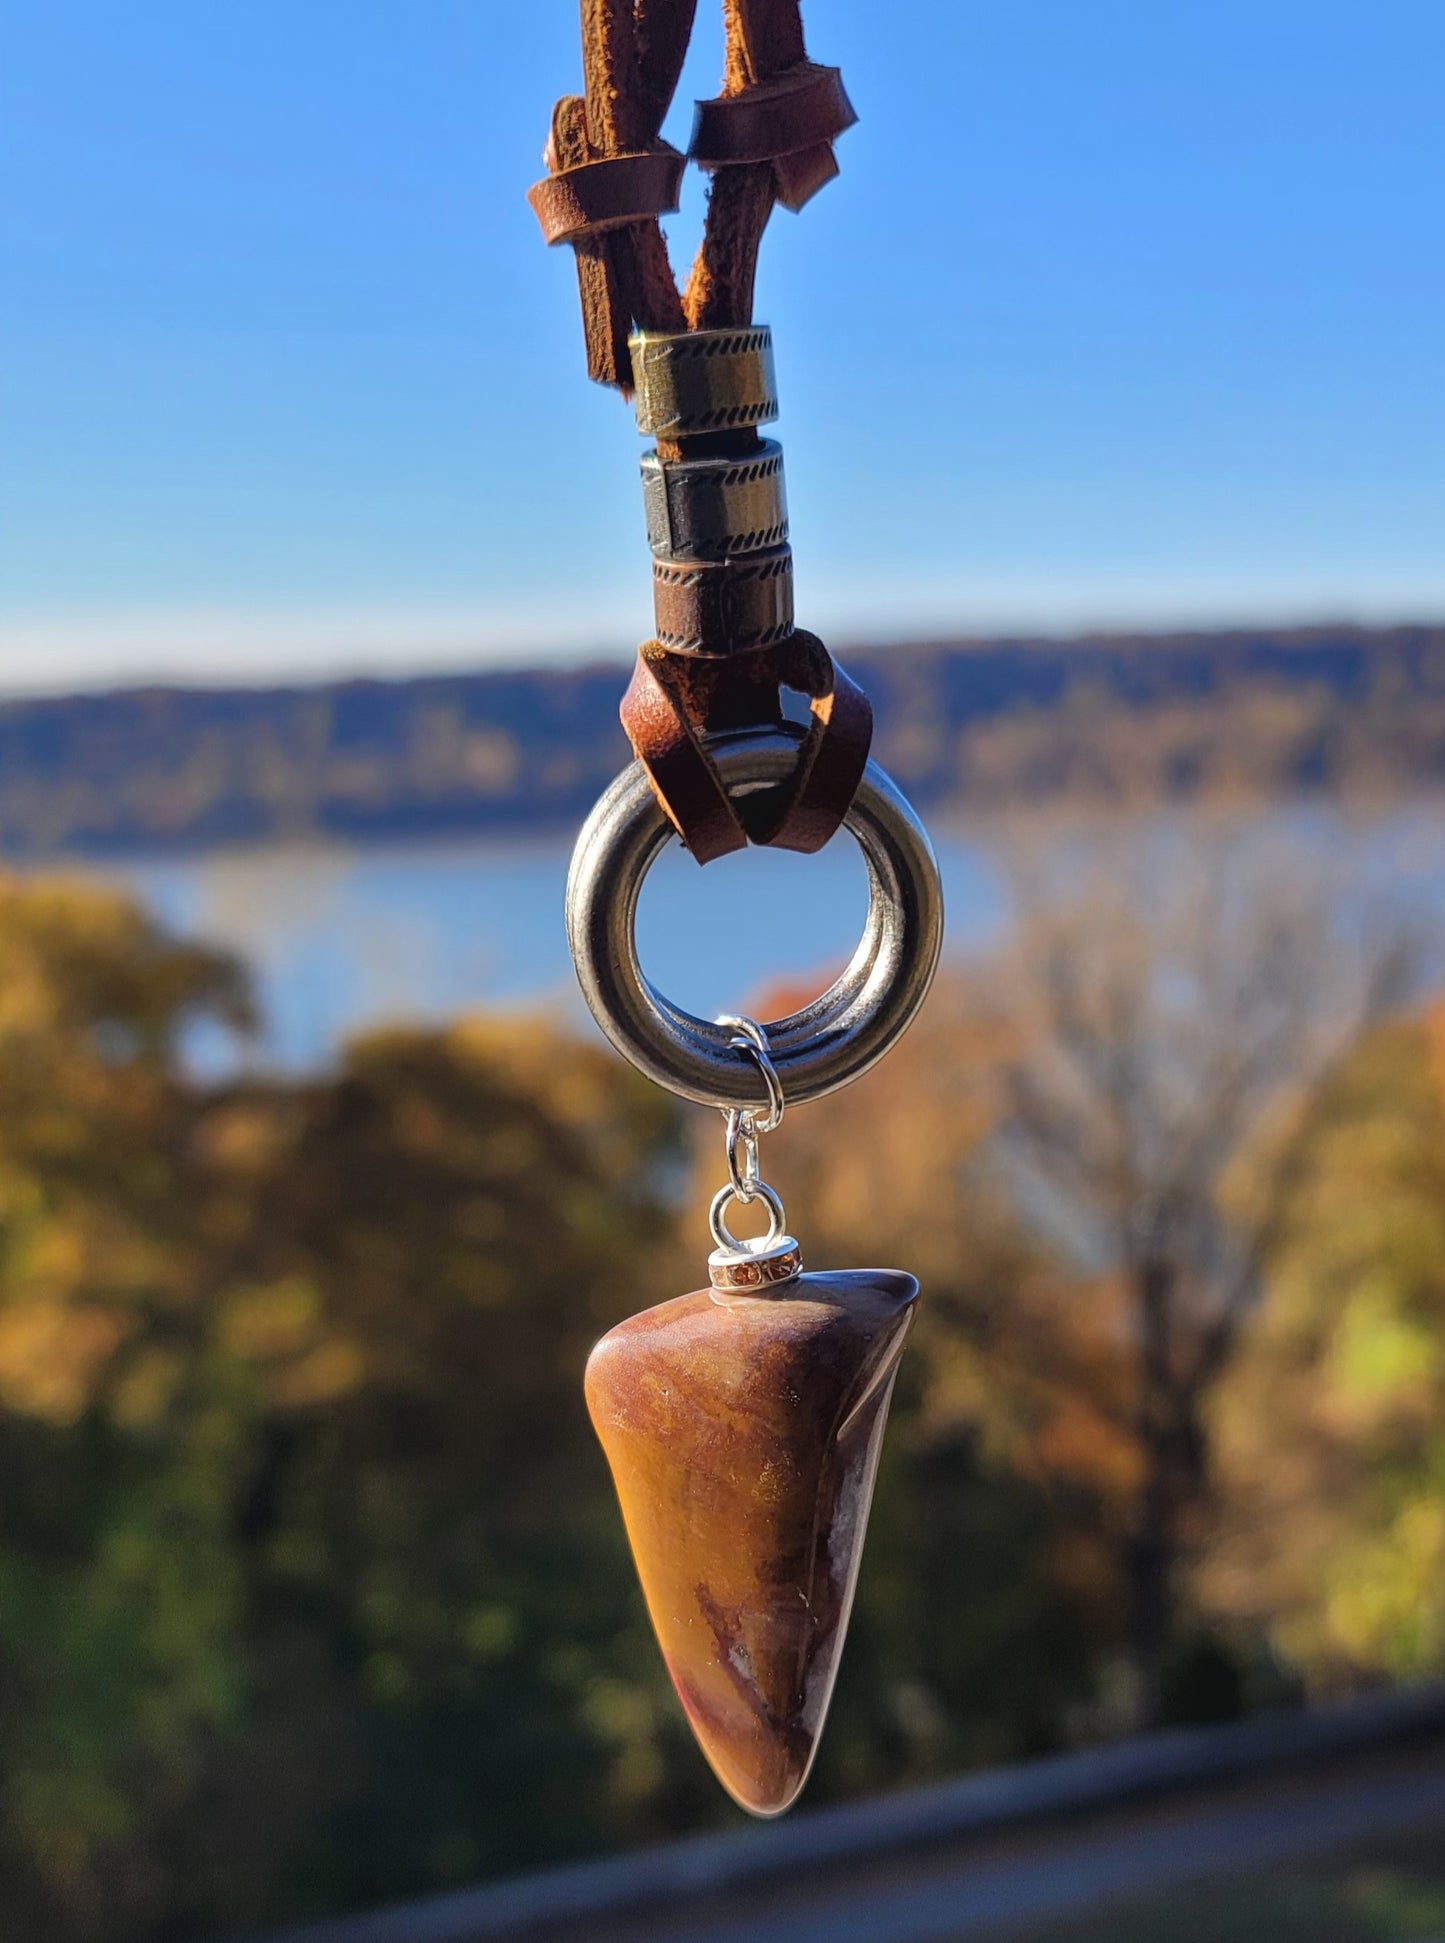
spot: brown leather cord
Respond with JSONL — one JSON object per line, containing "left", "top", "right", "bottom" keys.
{"left": 682, "top": 163, "right": 776, "bottom": 336}
{"left": 645, "top": 0, "right": 869, "bottom": 860}
{"left": 532, "top": 1, "right": 694, "bottom": 385}
{"left": 528, "top": 147, "right": 685, "bottom": 247}
{"left": 531, "top": 0, "right": 843, "bottom": 381}
{"left": 619, "top": 650, "right": 760, "bottom": 863}
{"left": 620, "top": 634, "right": 873, "bottom": 862}
{"left": 725, "top": 0, "right": 805, "bottom": 86}
{"left": 531, "top": 0, "right": 869, "bottom": 861}
{"left": 761, "top": 637, "right": 873, "bottom": 852}
{"left": 689, "top": 62, "right": 856, "bottom": 212}
{"left": 682, "top": 0, "right": 800, "bottom": 332}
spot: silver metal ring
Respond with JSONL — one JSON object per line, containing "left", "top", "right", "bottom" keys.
{"left": 565, "top": 725, "right": 945, "bottom": 1110}
{"left": 709, "top": 1180, "right": 787, "bottom": 1254}
{"left": 717, "top": 1014, "right": 785, "bottom": 1132}
{"left": 724, "top": 1109, "right": 761, "bottom": 1200}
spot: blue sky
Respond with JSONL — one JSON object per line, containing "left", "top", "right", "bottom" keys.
{"left": 1, "top": 0, "right": 1442, "bottom": 693}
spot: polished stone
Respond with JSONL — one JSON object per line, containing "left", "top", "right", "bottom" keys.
{"left": 585, "top": 1268, "right": 918, "bottom": 1816}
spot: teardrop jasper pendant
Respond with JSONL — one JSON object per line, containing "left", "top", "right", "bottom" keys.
{"left": 586, "top": 1230, "right": 917, "bottom": 1816}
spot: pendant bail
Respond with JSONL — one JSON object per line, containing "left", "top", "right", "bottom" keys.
{"left": 708, "top": 1229, "right": 803, "bottom": 1292}
{"left": 707, "top": 1174, "right": 802, "bottom": 1290}
{"left": 707, "top": 1016, "right": 800, "bottom": 1288}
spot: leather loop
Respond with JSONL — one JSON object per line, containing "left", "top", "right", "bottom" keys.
{"left": 532, "top": 3, "right": 856, "bottom": 366}
{"left": 690, "top": 63, "right": 856, "bottom": 213}
{"left": 619, "top": 632, "right": 874, "bottom": 863}
{"left": 756, "top": 635, "right": 874, "bottom": 853}
{"left": 535, "top": 3, "right": 875, "bottom": 860}
{"left": 528, "top": 146, "right": 685, "bottom": 246}
{"left": 532, "top": 0, "right": 691, "bottom": 389}
{"left": 620, "top": 652, "right": 753, "bottom": 864}
{"left": 772, "top": 143, "right": 842, "bottom": 214}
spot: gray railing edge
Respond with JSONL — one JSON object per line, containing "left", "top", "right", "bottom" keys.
{"left": 253, "top": 1681, "right": 1445, "bottom": 1943}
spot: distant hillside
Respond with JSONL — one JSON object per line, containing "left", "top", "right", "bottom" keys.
{"left": 2, "top": 625, "right": 1444, "bottom": 858}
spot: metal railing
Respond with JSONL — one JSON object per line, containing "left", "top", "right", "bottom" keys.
{"left": 254, "top": 1683, "right": 1445, "bottom": 1943}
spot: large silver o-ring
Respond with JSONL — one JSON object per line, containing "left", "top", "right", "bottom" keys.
{"left": 564, "top": 725, "right": 945, "bottom": 1110}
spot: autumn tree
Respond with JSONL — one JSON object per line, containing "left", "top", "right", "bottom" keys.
{"left": 0, "top": 873, "right": 694, "bottom": 1942}
{"left": 0, "top": 874, "right": 254, "bottom": 1938}
{"left": 6, "top": 841, "right": 1440, "bottom": 1942}
{"left": 990, "top": 827, "right": 1419, "bottom": 1725}
{"left": 1206, "top": 1004, "right": 1445, "bottom": 1688}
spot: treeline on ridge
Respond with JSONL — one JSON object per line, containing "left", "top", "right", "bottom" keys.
{"left": 2, "top": 624, "right": 1444, "bottom": 857}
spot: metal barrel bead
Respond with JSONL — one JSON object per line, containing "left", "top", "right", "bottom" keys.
{"left": 630, "top": 326, "right": 779, "bottom": 439}
{"left": 640, "top": 440, "right": 788, "bottom": 563}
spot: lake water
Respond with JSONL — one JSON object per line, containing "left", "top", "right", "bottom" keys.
{"left": 85, "top": 824, "right": 1001, "bottom": 1069}
{"left": 75, "top": 800, "right": 1445, "bottom": 1071}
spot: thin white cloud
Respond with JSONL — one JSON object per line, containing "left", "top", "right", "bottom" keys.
{"left": 0, "top": 601, "right": 637, "bottom": 695}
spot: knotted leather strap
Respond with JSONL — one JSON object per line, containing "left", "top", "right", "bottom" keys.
{"left": 690, "top": 61, "right": 856, "bottom": 212}
{"left": 620, "top": 635, "right": 873, "bottom": 863}
{"left": 528, "top": 145, "right": 685, "bottom": 247}
{"left": 531, "top": 0, "right": 856, "bottom": 383}
{"left": 528, "top": 1, "right": 695, "bottom": 386}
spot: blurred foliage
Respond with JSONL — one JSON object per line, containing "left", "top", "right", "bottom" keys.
{"left": 0, "top": 874, "right": 689, "bottom": 1938}
{"left": 1208, "top": 1005, "right": 1445, "bottom": 1685}
{"left": 1, "top": 862, "right": 1445, "bottom": 1941}
{"left": 0, "top": 876, "right": 1106, "bottom": 1941}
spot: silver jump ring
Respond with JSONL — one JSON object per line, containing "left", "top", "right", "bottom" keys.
{"left": 725, "top": 1108, "right": 762, "bottom": 1201}
{"left": 716, "top": 1013, "right": 785, "bottom": 1133}
{"left": 565, "top": 725, "right": 945, "bottom": 1111}
{"left": 709, "top": 1179, "right": 786, "bottom": 1255}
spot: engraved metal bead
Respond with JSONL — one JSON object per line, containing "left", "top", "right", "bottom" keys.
{"left": 651, "top": 547, "right": 795, "bottom": 656}
{"left": 640, "top": 440, "right": 788, "bottom": 562}
{"left": 630, "top": 326, "right": 779, "bottom": 439}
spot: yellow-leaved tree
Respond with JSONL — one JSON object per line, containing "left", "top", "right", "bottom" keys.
{"left": 1207, "top": 1006, "right": 1445, "bottom": 1686}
